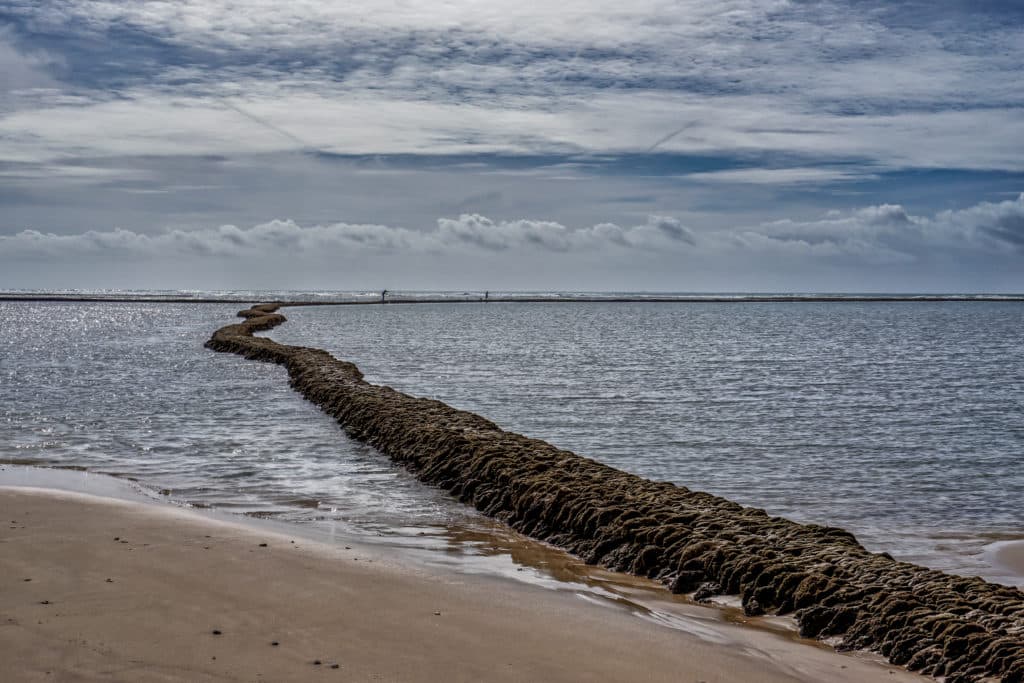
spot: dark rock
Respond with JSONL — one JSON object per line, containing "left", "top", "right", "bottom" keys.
{"left": 743, "top": 597, "right": 765, "bottom": 617}
{"left": 669, "top": 571, "right": 703, "bottom": 594}
{"left": 823, "top": 607, "right": 859, "bottom": 638}
{"left": 693, "top": 582, "right": 721, "bottom": 602}
{"left": 797, "top": 605, "right": 837, "bottom": 638}
{"left": 1003, "top": 660, "right": 1024, "bottom": 683}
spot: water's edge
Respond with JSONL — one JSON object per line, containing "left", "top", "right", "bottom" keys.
{"left": 206, "top": 303, "right": 1024, "bottom": 683}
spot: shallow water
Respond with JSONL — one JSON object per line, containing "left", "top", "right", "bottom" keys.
{"left": 0, "top": 301, "right": 476, "bottom": 535}
{"left": 1, "top": 298, "right": 1022, "bottom": 585}
{"left": 268, "top": 301, "right": 1024, "bottom": 582}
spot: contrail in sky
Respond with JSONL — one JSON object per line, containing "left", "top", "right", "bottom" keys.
{"left": 645, "top": 122, "right": 698, "bottom": 153}
{"left": 220, "top": 98, "right": 311, "bottom": 150}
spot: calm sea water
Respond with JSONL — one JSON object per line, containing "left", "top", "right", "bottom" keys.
{"left": 2, "top": 298, "right": 1022, "bottom": 584}
{"left": 0, "top": 301, "right": 471, "bottom": 534}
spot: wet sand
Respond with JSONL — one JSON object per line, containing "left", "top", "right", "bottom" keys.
{"left": 0, "top": 487, "right": 929, "bottom": 683}
{"left": 993, "top": 541, "right": 1024, "bottom": 584}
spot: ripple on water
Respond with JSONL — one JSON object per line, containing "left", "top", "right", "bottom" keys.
{"left": 268, "top": 301, "right": 1024, "bottom": 584}
{"left": 1, "top": 299, "right": 1023, "bottom": 586}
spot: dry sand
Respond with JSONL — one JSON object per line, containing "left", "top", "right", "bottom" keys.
{"left": 0, "top": 487, "right": 928, "bottom": 682}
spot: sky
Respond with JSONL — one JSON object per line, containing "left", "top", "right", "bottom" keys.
{"left": 1, "top": 0, "right": 1022, "bottom": 292}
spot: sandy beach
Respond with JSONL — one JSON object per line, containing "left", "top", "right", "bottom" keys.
{"left": 0, "top": 486, "right": 932, "bottom": 682}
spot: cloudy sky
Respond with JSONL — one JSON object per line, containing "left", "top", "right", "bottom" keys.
{"left": 1, "top": 1, "right": 1022, "bottom": 292}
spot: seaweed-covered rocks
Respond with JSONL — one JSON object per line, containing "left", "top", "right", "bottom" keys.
{"left": 206, "top": 305, "right": 1024, "bottom": 682}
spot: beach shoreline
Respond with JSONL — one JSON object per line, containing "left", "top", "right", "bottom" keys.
{"left": 0, "top": 485, "right": 932, "bottom": 682}
{"left": 2, "top": 299, "right": 1021, "bottom": 681}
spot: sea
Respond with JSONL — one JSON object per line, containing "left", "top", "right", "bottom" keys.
{"left": 1, "top": 290, "right": 1022, "bottom": 587}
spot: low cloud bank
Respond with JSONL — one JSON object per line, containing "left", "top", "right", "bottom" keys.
{"left": 728, "top": 194, "right": 1024, "bottom": 263}
{"left": 4, "top": 195, "right": 1021, "bottom": 264}
{"left": 2, "top": 213, "right": 701, "bottom": 258}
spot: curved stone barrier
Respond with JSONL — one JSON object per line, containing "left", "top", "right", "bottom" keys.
{"left": 207, "top": 305, "right": 1024, "bottom": 683}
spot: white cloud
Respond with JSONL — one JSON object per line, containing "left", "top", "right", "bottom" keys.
{"left": 3, "top": 196, "right": 1023, "bottom": 291}
{"left": 0, "top": 213, "right": 699, "bottom": 260}
{"left": 934, "top": 194, "right": 1024, "bottom": 249}
{"left": 685, "top": 167, "right": 874, "bottom": 185}
{"left": 433, "top": 213, "right": 698, "bottom": 251}
{"left": 645, "top": 216, "right": 697, "bottom": 245}
{"left": 0, "top": 1, "right": 1021, "bottom": 172}
{"left": 2, "top": 2, "right": 1021, "bottom": 293}
{"left": 437, "top": 215, "right": 570, "bottom": 251}
{"left": 717, "top": 193, "right": 1024, "bottom": 262}
{"left": 4, "top": 195, "right": 1021, "bottom": 267}
{"left": 0, "top": 28, "right": 60, "bottom": 98}
{"left": 0, "top": 163, "right": 145, "bottom": 182}
{"left": 6, "top": 1, "right": 783, "bottom": 52}
{"left": 3, "top": 87, "right": 1023, "bottom": 173}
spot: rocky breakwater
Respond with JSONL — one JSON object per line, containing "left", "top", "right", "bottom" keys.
{"left": 207, "top": 305, "right": 1024, "bottom": 683}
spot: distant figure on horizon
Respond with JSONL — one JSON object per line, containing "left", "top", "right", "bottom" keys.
{"left": 381, "top": 289, "right": 388, "bottom": 303}
{"left": 484, "top": 291, "right": 489, "bottom": 302}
